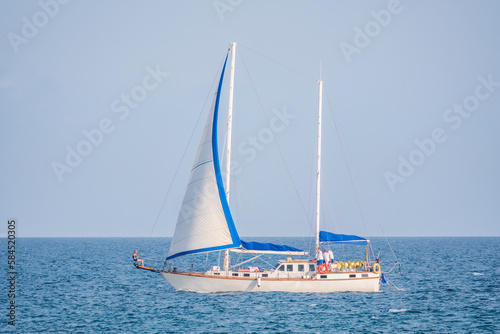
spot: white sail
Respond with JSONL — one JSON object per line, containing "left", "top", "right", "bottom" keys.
{"left": 167, "top": 57, "right": 240, "bottom": 260}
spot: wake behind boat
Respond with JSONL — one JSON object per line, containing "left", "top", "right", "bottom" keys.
{"left": 139, "top": 43, "right": 386, "bottom": 293}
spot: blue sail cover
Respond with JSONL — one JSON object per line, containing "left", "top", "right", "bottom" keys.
{"left": 319, "top": 231, "right": 368, "bottom": 245}
{"left": 241, "top": 240, "right": 304, "bottom": 253}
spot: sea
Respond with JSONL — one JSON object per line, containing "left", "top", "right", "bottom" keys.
{"left": 2, "top": 237, "right": 498, "bottom": 333}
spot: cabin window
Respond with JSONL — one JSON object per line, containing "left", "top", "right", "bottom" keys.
{"left": 279, "top": 265, "right": 285, "bottom": 271}
{"left": 298, "top": 264, "right": 304, "bottom": 272}
{"left": 309, "top": 264, "right": 315, "bottom": 272}
{"left": 244, "top": 273, "right": 250, "bottom": 277}
{"left": 232, "top": 273, "right": 238, "bottom": 277}
{"left": 349, "top": 274, "right": 356, "bottom": 278}
{"left": 262, "top": 274, "right": 268, "bottom": 278}
{"left": 362, "top": 274, "right": 368, "bottom": 278}
{"left": 286, "top": 264, "right": 293, "bottom": 272}
{"left": 320, "top": 275, "right": 327, "bottom": 279}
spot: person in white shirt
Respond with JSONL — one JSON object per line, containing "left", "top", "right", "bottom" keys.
{"left": 323, "top": 250, "right": 331, "bottom": 272}
{"left": 328, "top": 249, "right": 334, "bottom": 263}
{"left": 323, "top": 249, "right": 331, "bottom": 264}
{"left": 315, "top": 247, "right": 324, "bottom": 265}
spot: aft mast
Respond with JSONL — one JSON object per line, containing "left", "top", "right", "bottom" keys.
{"left": 224, "top": 42, "right": 237, "bottom": 272}
{"left": 315, "top": 79, "right": 323, "bottom": 249}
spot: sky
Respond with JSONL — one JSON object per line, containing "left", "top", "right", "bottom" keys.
{"left": 1, "top": 0, "right": 499, "bottom": 238}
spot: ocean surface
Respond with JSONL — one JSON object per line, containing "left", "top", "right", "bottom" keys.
{"left": 2, "top": 237, "right": 499, "bottom": 333}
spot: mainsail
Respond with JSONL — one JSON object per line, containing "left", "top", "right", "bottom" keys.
{"left": 166, "top": 55, "right": 241, "bottom": 260}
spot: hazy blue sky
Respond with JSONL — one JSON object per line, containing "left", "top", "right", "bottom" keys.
{"left": 1, "top": 1, "right": 499, "bottom": 238}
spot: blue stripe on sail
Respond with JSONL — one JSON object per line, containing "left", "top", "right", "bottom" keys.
{"left": 191, "top": 160, "right": 212, "bottom": 171}
{"left": 166, "top": 243, "right": 237, "bottom": 261}
{"left": 212, "top": 54, "right": 241, "bottom": 249}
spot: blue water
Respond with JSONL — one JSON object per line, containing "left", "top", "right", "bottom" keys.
{"left": 2, "top": 237, "right": 499, "bottom": 333}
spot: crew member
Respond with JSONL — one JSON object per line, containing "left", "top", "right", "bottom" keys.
{"left": 323, "top": 249, "right": 331, "bottom": 263}
{"left": 315, "top": 247, "right": 324, "bottom": 265}
{"left": 132, "top": 250, "right": 144, "bottom": 266}
{"left": 328, "top": 249, "right": 334, "bottom": 263}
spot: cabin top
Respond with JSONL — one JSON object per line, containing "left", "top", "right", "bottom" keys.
{"left": 277, "top": 257, "right": 316, "bottom": 264}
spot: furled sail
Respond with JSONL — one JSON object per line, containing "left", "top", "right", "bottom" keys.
{"left": 241, "top": 240, "right": 304, "bottom": 253}
{"left": 166, "top": 55, "right": 241, "bottom": 260}
{"left": 319, "top": 231, "right": 368, "bottom": 245}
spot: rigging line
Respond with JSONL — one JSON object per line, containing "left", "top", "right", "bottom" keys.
{"left": 324, "top": 86, "right": 376, "bottom": 261}
{"left": 320, "top": 187, "right": 326, "bottom": 231}
{"left": 221, "top": 128, "right": 227, "bottom": 176}
{"left": 334, "top": 128, "right": 400, "bottom": 265}
{"left": 307, "top": 135, "right": 315, "bottom": 219}
{"left": 384, "top": 261, "right": 401, "bottom": 274}
{"left": 238, "top": 43, "right": 317, "bottom": 82}
{"left": 237, "top": 47, "right": 314, "bottom": 232}
{"left": 238, "top": 186, "right": 290, "bottom": 248}
{"left": 322, "top": 92, "right": 386, "bottom": 263}
{"left": 323, "top": 180, "right": 343, "bottom": 239}
{"left": 229, "top": 254, "right": 262, "bottom": 269}
{"left": 387, "top": 279, "right": 403, "bottom": 291}
{"left": 307, "top": 102, "right": 319, "bottom": 254}
{"left": 379, "top": 223, "right": 400, "bottom": 263}
{"left": 258, "top": 256, "right": 275, "bottom": 268}
{"left": 149, "top": 51, "right": 230, "bottom": 239}
{"left": 234, "top": 178, "right": 241, "bottom": 231}
{"left": 237, "top": 179, "right": 268, "bottom": 226}
{"left": 323, "top": 87, "right": 370, "bottom": 241}
{"left": 321, "top": 175, "right": 347, "bottom": 259}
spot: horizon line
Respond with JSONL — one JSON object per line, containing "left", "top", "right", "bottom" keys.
{"left": 3, "top": 235, "right": 499, "bottom": 238}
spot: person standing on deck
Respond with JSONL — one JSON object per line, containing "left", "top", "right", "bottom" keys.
{"left": 323, "top": 249, "right": 331, "bottom": 272}
{"left": 328, "top": 249, "right": 334, "bottom": 263}
{"left": 316, "top": 247, "right": 324, "bottom": 265}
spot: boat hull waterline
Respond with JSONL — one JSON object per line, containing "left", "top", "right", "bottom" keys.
{"left": 160, "top": 271, "right": 381, "bottom": 293}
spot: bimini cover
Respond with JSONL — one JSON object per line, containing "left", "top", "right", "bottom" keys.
{"left": 319, "top": 231, "right": 368, "bottom": 245}
{"left": 241, "top": 240, "right": 304, "bottom": 252}
{"left": 166, "top": 55, "right": 241, "bottom": 260}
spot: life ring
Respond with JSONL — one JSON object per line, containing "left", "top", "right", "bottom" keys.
{"left": 373, "top": 263, "right": 381, "bottom": 274}
{"left": 318, "top": 264, "right": 328, "bottom": 274}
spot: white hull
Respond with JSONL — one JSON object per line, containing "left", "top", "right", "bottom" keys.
{"left": 160, "top": 271, "right": 380, "bottom": 293}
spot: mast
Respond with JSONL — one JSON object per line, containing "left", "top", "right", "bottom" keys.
{"left": 315, "top": 79, "right": 323, "bottom": 249}
{"left": 224, "top": 42, "right": 237, "bottom": 272}
{"left": 226, "top": 42, "right": 236, "bottom": 201}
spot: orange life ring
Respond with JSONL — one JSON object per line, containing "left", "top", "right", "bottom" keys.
{"left": 318, "top": 264, "right": 328, "bottom": 274}
{"left": 373, "top": 263, "right": 381, "bottom": 274}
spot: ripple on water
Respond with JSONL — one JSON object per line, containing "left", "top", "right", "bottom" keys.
{"left": 388, "top": 308, "right": 408, "bottom": 313}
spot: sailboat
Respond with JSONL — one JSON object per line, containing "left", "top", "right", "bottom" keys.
{"left": 154, "top": 43, "right": 381, "bottom": 292}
